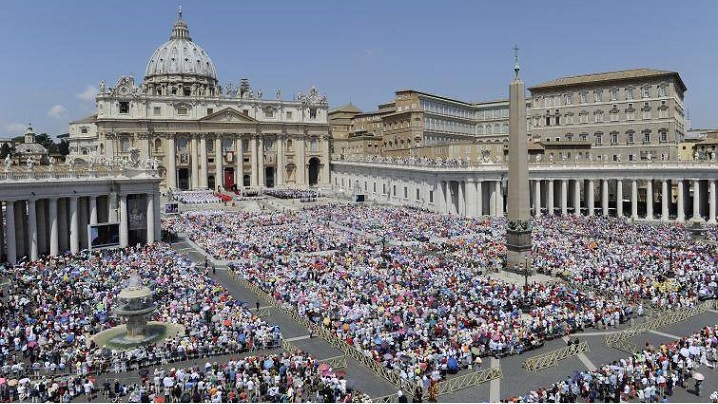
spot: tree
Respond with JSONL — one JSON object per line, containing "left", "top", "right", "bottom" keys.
{"left": 57, "top": 140, "right": 69, "bottom": 156}
{"left": 0, "top": 143, "right": 12, "bottom": 159}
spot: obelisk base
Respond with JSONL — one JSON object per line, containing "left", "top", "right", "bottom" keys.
{"left": 505, "top": 230, "right": 534, "bottom": 275}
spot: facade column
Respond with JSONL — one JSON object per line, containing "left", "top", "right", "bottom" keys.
{"left": 49, "top": 198, "right": 58, "bottom": 257}
{"left": 257, "top": 136, "right": 265, "bottom": 187}
{"left": 692, "top": 179, "right": 702, "bottom": 221}
{"left": 167, "top": 137, "right": 177, "bottom": 189}
{"left": 119, "top": 194, "right": 129, "bottom": 247}
{"left": 5, "top": 202, "right": 16, "bottom": 264}
{"left": 476, "top": 180, "right": 483, "bottom": 216}
{"left": 631, "top": 179, "right": 639, "bottom": 220}
{"left": 677, "top": 180, "right": 685, "bottom": 222}
{"left": 296, "top": 136, "right": 306, "bottom": 186}
{"left": 533, "top": 180, "right": 542, "bottom": 217}
{"left": 466, "top": 179, "right": 476, "bottom": 217}
{"left": 646, "top": 180, "right": 654, "bottom": 220}
{"left": 662, "top": 180, "right": 670, "bottom": 221}
{"left": 146, "top": 193, "right": 155, "bottom": 244}
{"left": 58, "top": 198, "right": 69, "bottom": 252}
{"left": 153, "top": 193, "right": 161, "bottom": 242}
{"left": 561, "top": 179, "right": 568, "bottom": 216}
{"left": 191, "top": 136, "right": 199, "bottom": 189}
{"left": 547, "top": 180, "right": 555, "bottom": 216}
{"left": 321, "top": 135, "right": 331, "bottom": 185}
{"left": 616, "top": 180, "right": 624, "bottom": 218}
{"left": 587, "top": 179, "right": 595, "bottom": 216}
{"left": 28, "top": 199, "right": 38, "bottom": 261}
{"left": 236, "top": 135, "right": 244, "bottom": 188}
{"left": 458, "top": 181, "right": 466, "bottom": 217}
{"left": 215, "top": 136, "right": 223, "bottom": 190}
{"left": 199, "top": 136, "right": 208, "bottom": 188}
{"left": 708, "top": 180, "right": 716, "bottom": 224}
{"left": 250, "top": 135, "right": 258, "bottom": 187}
{"left": 277, "top": 135, "right": 285, "bottom": 187}
{"left": 601, "top": 179, "right": 609, "bottom": 216}
{"left": 69, "top": 196, "right": 79, "bottom": 254}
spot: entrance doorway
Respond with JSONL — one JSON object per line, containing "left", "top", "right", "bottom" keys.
{"left": 224, "top": 168, "right": 235, "bottom": 189}
{"left": 178, "top": 168, "right": 190, "bottom": 190}
{"left": 308, "top": 157, "right": 320, "bottom": 186}
{"left": 208, "top": 175, "right": 215, "bottom": 191}
{"left": 265, "top": 167, "right": 275, "bottom": 188}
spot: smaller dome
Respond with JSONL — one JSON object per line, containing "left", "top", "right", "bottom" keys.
{"left": 144, "top": 13, "right": 217, "bottom": 81}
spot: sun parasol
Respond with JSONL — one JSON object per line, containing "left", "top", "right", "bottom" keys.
{"left": 693, "top": 372, "right": 705, "bottom": 381}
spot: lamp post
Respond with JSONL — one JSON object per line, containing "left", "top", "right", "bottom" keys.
{"left": 524, "top": 256, "right": 529, "bottom": 287}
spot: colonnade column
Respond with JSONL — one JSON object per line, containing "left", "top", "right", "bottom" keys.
{"left": 587, "top": 179, "right": 595, "bottom": 216}
{"left": 547, "top": 180, "right": 555, "bottom": 216}
{"left": 119, "top": 194, "right": 128, "bottom": 248}
{"left": 167, "top": 137, "right": 177, "bottom": 189}
{"left": 465, "top": 179, "right": 475, "bottom": 217}
{"left": 250, "top": 135, "right": 258, "bottom": 187}
{"left": 677, "top": 180, "right": 685, "bottom": 222}
{"left": 5, "top": 202, "right": 16, "bottom": 264}
{"left": 69, "top": 196, "right": 79, "bottom": 254}
{"left": 36, "top": 200, "right": 47, "bottom": 256}
{"left": 296, "top": 136, "right": 306, "bottom": 186}
{"left": 561, "top": 179, "right": 568, "bottom": 216}
{"left": 661, "top": 180, "right": 670, "bottom": 222}
{"left": 215, "top": 136, "right": 223, "bottom": 191}
{"left": 49, "top": 198, "right": 58, "bottom": 257}
{"left": 27, "top": 199, "right": 38, "bottom": 261}
{"left": 646, "top": 180, "right": 654, "bottom": 220}
{"left": 495, "top": 180, "right": 504, "bottom": 217}
{"left": 616, "top": 180, "right": 624, "bottom": 218}
{"left": 199, "top": 136, "right": 208, "bottom": 188}
{"left": 631, "top": 180, "right": 639, "bottom": 220}
{"left": 709, "top": 180, "right": 717, "bottom": 224}
{"left": 692, "top": 179, "right": 702, "bottom": 221}
{"left": 191, "top": 136, "right": 199, "bottom": 189}
{"left": 146, "top": 193, "right": 155, "bottom": 244}
{"left": 89, "top": 196, "right": 97, "bottom": 225}
{"left": 573, "top": 179, "right": 581, "bottom": 217}
{"left": 14, "top": 202, "right": 25, "bottom": 259}
{"left": 458, "top": 181, "right": 465, "bottom": 217}
{"left": 476, "top": 180, "right": 483, "bottom": 216}
{"left": 601, "top": 179, "right": 609, "bottom": 216}
{"left": 277, "top": 134, "right": 285, "bottom": 187}
{"left": 533, "top": 180, "right": 542, "bottom": 217}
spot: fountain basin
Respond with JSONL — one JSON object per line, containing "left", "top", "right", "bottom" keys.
{"left": 90, "top": 321, "right": 185, "bottom": 350}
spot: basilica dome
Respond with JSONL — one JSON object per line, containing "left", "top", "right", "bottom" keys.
{"left": 144, "top": 12, "right": 218, "bottom": 84}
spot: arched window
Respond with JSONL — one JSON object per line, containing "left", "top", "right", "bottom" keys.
{"left": 154, "top": 138, "right": 162, "bottom": 153}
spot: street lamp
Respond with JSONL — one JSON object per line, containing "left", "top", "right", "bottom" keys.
{"left": 524, "top": 256, "right": 529, "bottom": 287}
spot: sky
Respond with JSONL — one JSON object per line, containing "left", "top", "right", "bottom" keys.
{"left": 1, "top": 0, "right": 717, "bottom": 138}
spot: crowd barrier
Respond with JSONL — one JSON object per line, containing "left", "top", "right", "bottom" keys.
{"left": 521, "top": 341, "right": 590, "bottom": 372}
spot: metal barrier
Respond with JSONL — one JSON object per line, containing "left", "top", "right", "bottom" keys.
{"left": 521, "top": 341, "right": 590, "bottom": 372}
{"left": 370, "top": 367, "right": 503, "bottom": 402}
{"left": 319, "top": 355, "right": 348, "bottom": 370}
{"left": 604, "top": 300, "right": 716, "bottom": 353}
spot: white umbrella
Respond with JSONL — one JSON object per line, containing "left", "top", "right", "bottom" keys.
{"left": 18, "top": 378, "right": 30, "bottom": 385}
{"left": 163, "top": 376, "right": 175, "bottom": 387}
{"left": 680, "top": 347, "right": 690, "bottom": 357}
{"left": 693, "top": 372, "right": 705, "bottom": 381}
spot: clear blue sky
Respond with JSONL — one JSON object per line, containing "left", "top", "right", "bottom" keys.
{"left": 1, "top": 0, "right": 717, "bottom": 137}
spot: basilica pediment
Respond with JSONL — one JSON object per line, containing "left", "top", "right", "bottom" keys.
{"left": 199, "top": 108, "right": 258, "bottom": 123}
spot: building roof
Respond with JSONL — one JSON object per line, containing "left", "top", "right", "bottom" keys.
{"left": 529, "top": 68, "right": 687, "bottom": 92}
{"left": 329, "top": 103, "right": 362, "bottom": 114}
{"left": 697, "top": 138, "right": 718, "bottom": 145}
{"left": 70, "top": 114, "right": 98, "bottom": 125}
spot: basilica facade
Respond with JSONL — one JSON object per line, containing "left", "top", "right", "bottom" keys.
{"left": 69, "top": 11, "right": 331, "bottom": 191}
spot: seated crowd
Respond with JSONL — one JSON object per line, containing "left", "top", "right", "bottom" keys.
{"left": 172, "top": 190, "right": 221, "bottom": 204}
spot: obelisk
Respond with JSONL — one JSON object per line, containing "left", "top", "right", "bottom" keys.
{"left": 505, "top": 45, "right": 532, "bottom": 274}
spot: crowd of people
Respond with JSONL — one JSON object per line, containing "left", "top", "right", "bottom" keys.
{"left": 163, "top": 204, "right": 716, "bottom": 386}
{"left": 506, "top": 324, "right": 718, "bottom": 403}
{"left": 172, "top": 190, "right": 222, "bottom": 204}
{"left": 264, "top": 188, "right": 323, "bottom": 200}
{"left": 0, "top": 244, "right": 280, "bottom": 388}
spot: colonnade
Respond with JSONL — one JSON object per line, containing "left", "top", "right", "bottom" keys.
{"left": 1, "top": 193, "right": 160, "bottom": 263}
{"left": 332, "top": 164, "right": 718, "bottom": 225}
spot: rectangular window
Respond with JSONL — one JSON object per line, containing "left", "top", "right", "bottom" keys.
{"left": 243, "top": 109, "right": 249, "bottom": 116}
{"left": 429, "top": 190, "right": 434, "bottom": 203}
{"left": 660, "top": 132, "right": 668, "bottom": 143}
{"left": 373, "top": 183, "right": 377, "bottom": 193}
{"left": 642, "top": 87, "right": 650, "bottom": 98}
{"left": 177, "top": 106, "right": 188, "bottom": 115}
{"left": 393, "top": 185, "right": 396, "bottom": 196}
{"left": 153, "top": 106, "right": 161, "bottom": 115}
{"left": 658, "top": 86, "right": 667, "bottom": 97}
{"left": 286, "top": 111, "right": 293, "bottom": 119}
{"left": 643, "top": 132, "right": 651, "bottom": 143}
{"left": 594, "top": 112, "right": 603, "bottom": 123}
{"left": 564, "top": 94, "right": 572, "bottom": 105}
{"left": 265, "top": 109, "right": 274, "bottom": 118}
{"left": 627, "top": 133, "right": 635, "bottom": 144}
{"left": 611, "top": 133, "right": 618, "bottom": 144}
{"left": 580, "top": 133, "right": 588, "bottom": 141}
{"left": 119, "top": 102, "right": 129, "bottom": 114}
{"left": 404, "top": 187, "right": 408, "bottom": 198}
{"left": 80, "top": 127, "right": 88, "bottom": 134}
{"left": 183, "top": 87, "right": 191, "bottom": 96}
{"left": 545, "top": 97, "right": 552, "bottom": 108}
{"left": 580, "top": 114, "right": 588, "bottom": 124}
{"left": 309, "top": 108, "right": 317, "bottom": 119}
{"left": 626, "top": 88, "right": 634, "bottom": 100}
{"left": 610, "top": 89, "right": 618, "bottom": 101}
{"left": 594, "top": 91, "right": 602, "bottom": 103}
{"left": 207, "top": 108, "right": 213, "bottom": 115}
{"left": 120, "top": 137, "right": 131, "bottom": 152}
{"left": 416, "top": 189, "right": 420, "bottom": 200}
{"left": 580, "top": 93, "right": 587, "bottom": 104}
{"left": 595, "top": 133, "right": 603, "bottom": 145}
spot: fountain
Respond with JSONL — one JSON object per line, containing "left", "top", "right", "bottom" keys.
{"left": 90, "top": 273, "right": 184, "bottom": 350}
